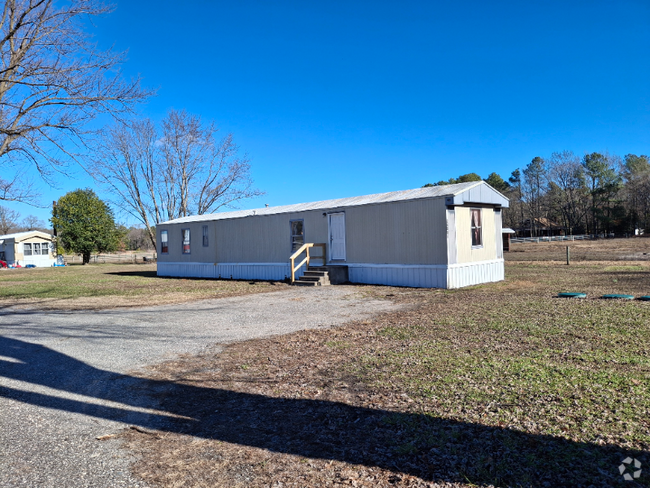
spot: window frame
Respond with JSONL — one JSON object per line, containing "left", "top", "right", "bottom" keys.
{"left": 470, "top": 208, "right": 483, "bottom": 248}
{"left": 41, "top": 243, "right": 49, "bottom": 255}
{"left": 23, "top": 243, "right": 32, "bottom": 256}
{"left": 160, "top": 230, "right": 169, "bottom": 254}
{"left": 202, "top": 225, "right": 209, "bottom": 247}
{"left": 181, "top": 228, "right": 191, "bottom": 254}
{"left": 290, "top": 219, "right": 305, "bottom": 252}
{"left": 33, "top": 243, "right": 41, "bottom": 255}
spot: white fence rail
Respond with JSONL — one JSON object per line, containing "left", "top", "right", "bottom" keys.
{"left": 511, "top": 234, "right": 595, "bottom": 244}
{"left": 64, "top": 252, "right": 157, "bottom": 264}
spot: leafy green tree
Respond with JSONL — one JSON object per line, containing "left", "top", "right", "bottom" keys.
{"left": 484, "top": 172, "right": 510, "bottom": 192}
{"left": 508, "top": 169, "right": 521, "bottom": 188}
{"left": 425, "top": 173, "right": 482, "bottom": 187}
{"left": 456, "top": 173, "right": 482, "bottom": 183}
{"left": 508, "top": 169, "right": 523, "bottom": 226}
{"left": 51, "top": 189, "right": 121, "bottom": 264}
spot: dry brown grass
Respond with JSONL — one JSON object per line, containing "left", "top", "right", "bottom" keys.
{"left": 506, "top": 236, "right": 650, "bottom": 262}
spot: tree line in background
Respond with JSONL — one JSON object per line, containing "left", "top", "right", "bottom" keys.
{"left": 0, "top": 206, "right": 52, "bottom": 235}
{"left": 426, "top": 152, "right": 650, "bottom": 237}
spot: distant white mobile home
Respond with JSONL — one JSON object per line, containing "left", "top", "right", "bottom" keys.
{"left": 0, "top": 231, "right": 56, "bottom": 267}
{"left": 156, "top": 181, "right": 509, "bottom": 289}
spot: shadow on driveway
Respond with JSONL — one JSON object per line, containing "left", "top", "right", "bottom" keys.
{"left": 0, "top": 335, "right": 646, "bottom": 487}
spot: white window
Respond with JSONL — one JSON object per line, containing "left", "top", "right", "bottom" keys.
{"left": 290, "top": 220, "right": 304, "bottom": 252}
{"left": 24, "top": 243, "right": 32, "bottom": 256}
{"left": 202, "top": 225, "right": 209, "bottom": 247}
{"left": 41, "top": 243, "right": 50, "bottom": 255}
{"left": 160, "top": 230, "right": 169, "bottom": 254}
{"left": 182, "top": 229, "right": 191, "bottom": 254}
{"left": 471, "top": 208, "right": 482, "bottom": 247}
{"left": 33, "top": 243, "right": 41, "bottom": 255}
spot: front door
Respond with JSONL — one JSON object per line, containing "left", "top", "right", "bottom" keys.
{"left": 328, "top": 213, "right": 346, "bottom": 261}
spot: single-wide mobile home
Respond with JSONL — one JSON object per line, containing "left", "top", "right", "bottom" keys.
{"left": 156, "top": 181, "right": 509, "bottom": 288}
{"left": 0, "top": 231, "right": 56, "bottom": 267}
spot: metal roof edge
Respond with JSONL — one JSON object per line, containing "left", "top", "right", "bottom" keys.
{"left": 158, "top": 182, "right": 498, "bottom": 225}
{"left": 450, "top": 180, "right": 483, "bottom": 195}
{"left": 0, "top": 230, "right": 54, "bottom": 241}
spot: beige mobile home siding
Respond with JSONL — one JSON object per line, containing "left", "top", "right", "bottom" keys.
{"left": 158, "top": 222, "right": 218, "bottom": 263}
{"left": 345, "top": 198, "right": 448, "bottom": 265}
{"left": 158, "top": 197, "right": 449, "bottom": 266}
{"left": 215, "top": 211, "right": 328, "bottom": 263}
{"left": 159, "top": 211, "right": 329, "bottom": 264}
{"left": 455, "top": 206, "right": 496, "bottom": 263}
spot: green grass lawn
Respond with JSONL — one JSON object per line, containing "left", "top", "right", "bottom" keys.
{"left": 0, "top": 263, "right": 287, "bottom": 309}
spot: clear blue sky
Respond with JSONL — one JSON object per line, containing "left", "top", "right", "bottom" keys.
{"left": 9, "top": 0, "right": 650, "bottom": 227}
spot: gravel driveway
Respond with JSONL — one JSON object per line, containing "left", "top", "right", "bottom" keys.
{"left": 0, "top": 286, "right": 399, "bottom": 488}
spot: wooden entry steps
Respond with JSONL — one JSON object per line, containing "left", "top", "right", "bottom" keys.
{"left": 293, "top": 266, "right": 330, "bottom": 286}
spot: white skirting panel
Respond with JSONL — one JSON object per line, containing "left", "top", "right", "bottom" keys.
{"left": 347, "top": 259, "right": 504, "bottom": 289}
{"left": 157, "top": 260, "right": 504, "bottom": 289}
{"left": 19, "top": 257, "right": 56, "bottom": 268}
{"left": 446, "top": 259, "right": 504, "bottom": 289}
{"left": 347, "top": 264, "right": 448, "bottom": 288}
{"left": 157, "top": 262, "right": 304, "bottom": 281}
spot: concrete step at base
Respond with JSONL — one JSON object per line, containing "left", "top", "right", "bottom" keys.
{"left": 296, "top": 277, "right": 330, "bottom": 284}
{"left": 294, "top": 280, "right": 322, "bottom": 286}
{"left": 308, "top": 266, "right": 328, "bottom": 272}
{"left": 304, "top": 271, "right": 328, "bottom": 278}
{"left": 294, "top": 267, "right": 331, "bottom": 286}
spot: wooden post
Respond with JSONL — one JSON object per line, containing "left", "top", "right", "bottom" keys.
{"left": 566, "top": 246, "right": 570, "bottom": 265}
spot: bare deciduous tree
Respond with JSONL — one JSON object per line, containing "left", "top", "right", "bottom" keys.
{"left": 0, "top": 0, "right": 151, "bottom": 202}
{"left": 0, "top": 205, "right": 20, "bottom": 234}
{"left": 545, "top": 151, "right": 588, "bottom": 235}
{"left": 91, "top": 109, "right": 263, "bottom": 249}
{"left": 521, "top": 157, "right": 546, "bottom": 237}
{"left": 20, "top": 214, "right": 45, "bottom": 231}
{"left": 621, "top": 154, "right": 650, "bottom": 234}
{"left": 0, "top": 172, "right": 39, "bottom": 203}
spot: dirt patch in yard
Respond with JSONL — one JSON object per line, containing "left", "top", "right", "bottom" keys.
{"left": 121, "top": 262, "right": 650, "bottom": 487}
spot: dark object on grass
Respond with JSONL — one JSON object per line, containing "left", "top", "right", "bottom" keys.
{"left": 557, "top": 292, "right": 587, "bottom": 298}
{"left": 25, "top": 264, "right": 36, "bottom": 268}
{"left": 601, "top": 294, "right": 634, "bottom": 300}
{"left": 638, "top": 296, "right": 650, "bottom": 301}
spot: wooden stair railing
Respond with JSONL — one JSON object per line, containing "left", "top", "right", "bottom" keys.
{"left": 289, "top": 243, "right": 327, "bottom": 283}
